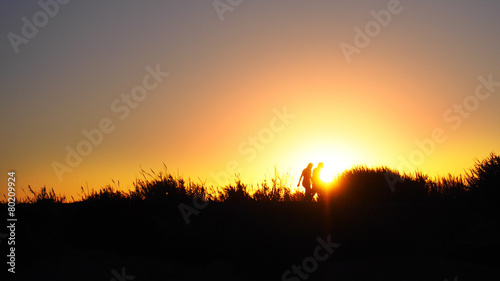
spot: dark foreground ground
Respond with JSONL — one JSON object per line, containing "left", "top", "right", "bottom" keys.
{"left": 2, "top": 198, "right": 499, "bottom": 281}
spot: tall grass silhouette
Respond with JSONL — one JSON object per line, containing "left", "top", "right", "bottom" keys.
{"left": 3, "top": 153, "right": 499, "bottom": 280}
{"left": 8, "top": 152, "right": 499, "bottom": 205}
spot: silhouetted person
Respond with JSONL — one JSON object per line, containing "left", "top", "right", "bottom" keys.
{"left": 298, "top": 163, "right": 313, "bottom": 201}
{"left": 312, "top": 162, "right": 324, "bottom": 199}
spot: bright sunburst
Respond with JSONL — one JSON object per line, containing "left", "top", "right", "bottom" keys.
{"left": 296, "top": 145, "right": 354, "bottom": 184}
{"left": 320, "top": 167, "right": 336, "bottom": 182}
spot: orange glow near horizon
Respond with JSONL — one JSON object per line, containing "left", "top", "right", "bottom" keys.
{"left": 293, "top": 144, "right": 356, "bottom": 182}
{"left": 1, "top": 1, "right": 499, "bottom": 200}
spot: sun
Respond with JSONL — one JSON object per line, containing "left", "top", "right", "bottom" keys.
{"left": 320, "top": 167, "right": 336, "bottom": 182}
{"left": 295, "top": 146, "right": 354, "bottom": 184}
{"left": 315, "top": 158, "right": 349, "bottom": 183}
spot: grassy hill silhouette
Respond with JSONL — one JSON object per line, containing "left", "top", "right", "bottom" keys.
{"left": 2, "top": 153, "right": 499, "bottom": 280}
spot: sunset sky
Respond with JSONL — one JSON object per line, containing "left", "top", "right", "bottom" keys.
{"left": 1, "top": 0, "right": 499, "bottom": 199}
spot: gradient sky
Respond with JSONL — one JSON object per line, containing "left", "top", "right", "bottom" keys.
{"left": 1, "top": 0, "right": 500, "bottom": 199}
